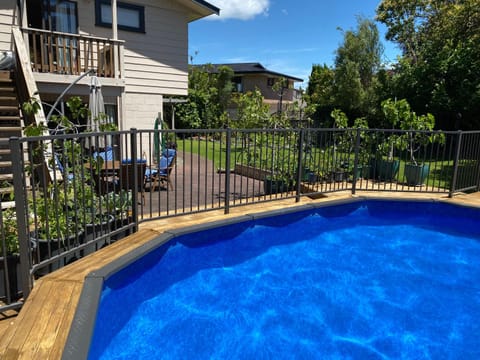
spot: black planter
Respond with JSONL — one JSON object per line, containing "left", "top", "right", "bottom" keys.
{"left": 111, "top": 215, "right": 134, "bottom": 241}
{"left": 0, "top": 254, "right": 21, "bottom": 301}
{"left": 330, "top": 170, "right": 346, "bottom": 182}
{"left": 82, "top": 215, "right": 115, "bottom": 256}
{"left": 30, "top": 231, "right": 83, "bottom": 276}
{"left": 264, "top": 178, "right": 294, "bottom": 195}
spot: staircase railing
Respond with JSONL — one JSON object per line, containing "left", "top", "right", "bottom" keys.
{"left": 11, "top": 27, "right": 46, "bottom": 128}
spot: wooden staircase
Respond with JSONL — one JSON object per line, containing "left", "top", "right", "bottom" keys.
{"left": 0, "top": 70, "right": 22, "bottom": 208}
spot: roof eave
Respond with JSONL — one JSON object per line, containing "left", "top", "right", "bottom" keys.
{"left": 185, "top": 0, "right": 220, "bottom": 22}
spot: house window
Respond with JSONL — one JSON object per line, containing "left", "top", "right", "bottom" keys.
{"left": 267, "top": 78, "right": 275, "bottom": 87}
{"left": 95, "top": 0, "right": 145, "bottom": 33}
{"left": 232, "top": 77, "right": 243, "bottom": 93}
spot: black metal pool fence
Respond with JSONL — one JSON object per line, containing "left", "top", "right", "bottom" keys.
{"left": 1, "top": 127, "right": 480, "bottom": 310}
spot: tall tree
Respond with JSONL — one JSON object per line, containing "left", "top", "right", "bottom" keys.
{"left": 305, "top": 64, "right": 335, "bottom": 126}
{"left": 333, "top": 17, "right": 383, "bottom": 119}
{"left": 378, "top": 0, "right": 480, "bottom": 129}
{"left": 376, "top": 0, "right": 431, "bottom": 63}
{"left": 177, "top": 64, "right": 234, "bottom": 129}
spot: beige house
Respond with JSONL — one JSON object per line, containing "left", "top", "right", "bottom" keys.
{"left": 202, "top": 63, "right": 303, "bottom": 115}
{"left": 0, "top": 0, "right": 219, "bottom": 131}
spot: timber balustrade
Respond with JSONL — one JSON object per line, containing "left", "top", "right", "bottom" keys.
{"left": 22, "top": 27, "right": 124, "bottom": 78}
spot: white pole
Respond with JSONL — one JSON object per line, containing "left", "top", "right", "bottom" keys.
{"left": 112, "top": 0, "right": 118, "bottom": 40}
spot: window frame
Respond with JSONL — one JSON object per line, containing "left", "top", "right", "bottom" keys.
{"left": 95, "top": 0, "right": 145, "bottom": 34}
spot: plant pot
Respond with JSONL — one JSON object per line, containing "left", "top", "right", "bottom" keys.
{"left": 302, "top": 167, "right": 311, "bottom": 182}
{"left": 83, "top": 215, "right": 115, "bottom": 256}
{"left": 0, "top": 254, "right": 21, "bottom": 301}
{"left": 404, "top": 163, "right": 430, "bottom": 186}
{"left": 264, "top": 178, "right": 289, "bottom": 195}
{"left": 330, "top": 170, "right": 346, "bottom": 182}
{"left": 30, "top": 231, "right": 83, "bottom": 276}
{"left": 307, "top": 172, "right": 318, "bottom": 184}
{"left": 375, "top": 159, "right": 400, "bottom": 181}
{"left": 354, "top": 165, "right": 371, "bottom": 179}
{"left": 111, "top": 215, "right": 134, "bottom": 241}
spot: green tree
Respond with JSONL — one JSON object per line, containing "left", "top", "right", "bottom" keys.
{"left": 376, "top": 0, "right": 431, "bottom": 63}
{"left": 232, "top": 89, "right": 270, "bottom": 129}
{"left": 176, "top": 64, "right": 234, "bottom": 129}
{"left": 305, "top": 64, "right": 335, "bottom": 126}
{"left": 334, "top": 17, "right": 383, "bottom": 118}
{"left": 377, "top": 0, "right": 480, "bottom": 129}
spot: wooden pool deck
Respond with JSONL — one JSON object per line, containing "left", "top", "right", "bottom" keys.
{"left": 1, "top": 191, "right": 480, "bottom": 359}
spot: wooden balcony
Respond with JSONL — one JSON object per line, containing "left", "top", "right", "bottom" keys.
{"left": 22, "top": 28, "right": 124, "bottom": 79}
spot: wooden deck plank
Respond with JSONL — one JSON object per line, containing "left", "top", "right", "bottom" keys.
{"left": 19, "top": 280, "right": 76, "bottom": 359}
{"left": 1, "top": 281, "right": 56, "bottom": 359}
{"left": 36, "top": 281, "right": 80, "bottom": 359}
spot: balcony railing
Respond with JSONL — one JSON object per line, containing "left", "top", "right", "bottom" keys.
{"left": 22, "top": 27, "right": 124, "bottom": 78}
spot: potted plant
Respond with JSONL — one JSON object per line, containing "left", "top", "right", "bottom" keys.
{"left": 264, "top": 170, "right": 295, "bottom": 195}
{"left": 103, "top": 190, "right": 134, "bottom": 241}
{"left": 263, "top": 135, "right": 297, "bottom": 195}
{"left": 350, "top": 118, "right": 372, "bottom": 179}
{"left": 0, "top": 208, "right": 22, "bottom": 301}
{"left": 81, "top": 191, "right": 115, "bottom": 255}
{"left": 372, "top": 99, "right": 406, "bottom": 181}
{"left": 330, "top": 109, "right": 366, "bottom": 182}
{"left": 392, "top": 99, "right": 443, "bottom": 186}
{"left": 29, "top": 184, "right": 83, "bottom": 274}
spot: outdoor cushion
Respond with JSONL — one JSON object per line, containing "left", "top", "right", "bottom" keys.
{"left": 93, "top": 146, "right": 114, "bottom": 161}
{"left": 121, "top": 158, "right": 147, "bottom": 164}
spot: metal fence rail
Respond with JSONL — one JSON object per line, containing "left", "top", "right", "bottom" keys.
{"left": 1, "top": 127, "right": 479, "bottom": 310}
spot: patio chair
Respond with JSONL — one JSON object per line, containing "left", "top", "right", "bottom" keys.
{"left": 145, "top": 149, "right": 176, "bottom": 191}
{"left": 92, "top": 146, "right": 114, "bottom": 161}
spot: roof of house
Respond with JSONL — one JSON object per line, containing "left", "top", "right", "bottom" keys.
{"left": 181, "top": 0, "right": 220, "bottom": 22}
{"left": 198, "top": 63, "right": 303, "bottom": 82}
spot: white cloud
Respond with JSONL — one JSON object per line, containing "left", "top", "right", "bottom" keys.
{"left": 206, "top": 0, "right": 269, "bottom": 21}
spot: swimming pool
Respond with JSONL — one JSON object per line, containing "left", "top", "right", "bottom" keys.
{"left": 66, "top": 199, "right": 480, "bottom": 359}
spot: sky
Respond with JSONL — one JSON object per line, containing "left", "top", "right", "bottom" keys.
{"left": 188, "top": 0, "right": 401, "bottom": 88}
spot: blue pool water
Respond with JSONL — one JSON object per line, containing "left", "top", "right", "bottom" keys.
{"left": 88, "top": 201, "right": 480, "bottom": 359}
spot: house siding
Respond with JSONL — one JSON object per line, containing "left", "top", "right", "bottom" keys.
{"left": 78, "top": 0, "right": 189, "bottom": 96}
{"left": 242, "top": 75, "right": 295, "bottom": 102}
{"left": 76, "top": 0, "right": 190, "bottom": 128}
{"left": 123, "top": 92, "right": 163, "bottom": 146}
{"left": 0, "top": 3, "right": 17, "bottom": 52}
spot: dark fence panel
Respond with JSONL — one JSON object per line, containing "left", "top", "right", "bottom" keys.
{"left": 1, "top": 127, "right": 479, "bottom": 311}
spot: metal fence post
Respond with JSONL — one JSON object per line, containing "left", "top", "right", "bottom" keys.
{"left": 449, "top": 130, "right": 463, "bottom": 198}
{"left": 351, "top": 128, "right": 361, "bottom": 195}
{"left": 130, "top": 128, "right": 139, "bottom": 229}
{"left": 9, "top": 137, "right": 33, "bottom": 300}
{"left": 224, "top": 128, "right": 232, "bottom": 214}
{"left": 295, "top": 128, "right": 305, "bottom": 202}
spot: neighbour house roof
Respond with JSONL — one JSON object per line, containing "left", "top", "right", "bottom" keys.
{"left": 200, "top": 63, "right": 303, "bottom": 82}
{"left": 179, "top": 0, "right": 220, "bottom": 22}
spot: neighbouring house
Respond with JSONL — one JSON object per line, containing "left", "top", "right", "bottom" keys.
{"left": 198, "top": 62, "right": 304, "bottom": 117}
{"left": 0, "top": 0, "right": 219, "bottom": 131}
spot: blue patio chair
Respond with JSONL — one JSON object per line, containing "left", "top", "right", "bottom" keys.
{"left": 54, "top": 154, "right": 75, "bottom": 181}
{"left": 92, "top": 146, "right": 114, "bottom": 161}
{"left": 145, "top": 149, "right": 176, "bottom": 190}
